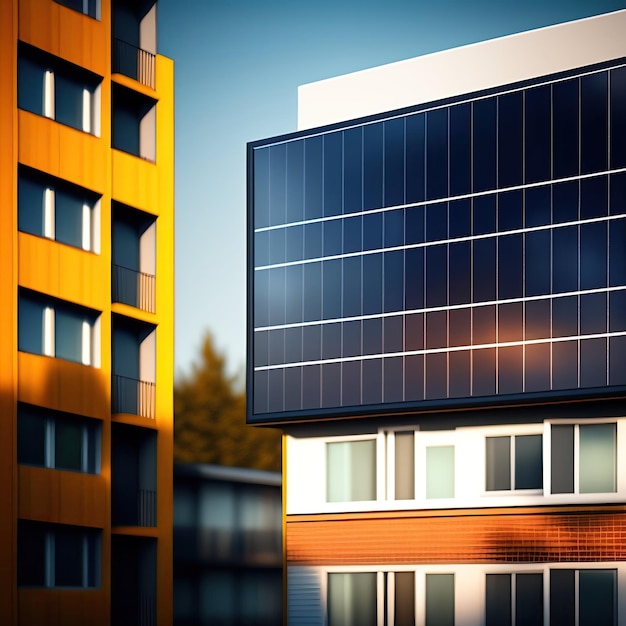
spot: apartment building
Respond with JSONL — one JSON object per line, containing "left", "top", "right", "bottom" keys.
{"left": 0, "top": 0, "right": 174, "bottom": 624}
{"left": 247, "top": 10, "right": 626, "bottom": 625}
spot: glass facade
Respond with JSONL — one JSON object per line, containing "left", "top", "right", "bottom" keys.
{"left": 249, "top": 62, "right": 626, "bottom": 421}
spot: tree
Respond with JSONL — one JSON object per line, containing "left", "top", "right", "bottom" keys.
{"left": 174, "top": 332, "right": 281, "bottom": 471}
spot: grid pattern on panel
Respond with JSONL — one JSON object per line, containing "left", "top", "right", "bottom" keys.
{"left": 251, "top": 63, "right": 626, "bottom": 416}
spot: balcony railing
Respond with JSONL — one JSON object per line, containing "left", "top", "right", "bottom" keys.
{"left": 113, "top": 38, "right": 155, "bottom": 89}
{"left": 138, "top": 489, "right": 156, "bottom": 527}
{"left": 112, "top": 374, "right": 155, "bottom": 419}
{"left": 112, "top": 264, "right": 156, "bottom": 313}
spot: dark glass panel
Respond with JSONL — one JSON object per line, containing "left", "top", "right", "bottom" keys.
{"left": 405, "top": 313, "right": 424, "bottom": 351}
{"left": 268, "top": 228, "right": 285, "bottom": 265}
{"left": 486, "top": 574, "right": 511, "bottom": 626}
{"left": 384, "top": 117, "right": 405, "bottom": 207}
{"left": 473, "top": 238, "right": 496, "bottom": 302}
{"left": 323, "top": 219, "right": 342, "bottom": 257}
{"left": 486, "top": 436, "right": 510, "bottom": 490}
{"left": 254, "top": 147, "right": 270, "bottom": 228}
{"left": 426, "top": 310, "right": 447, "bottom": 349}
{"left": 322, "top": 362, "right": 341, "bottom": 408}
{"left": 580, "top": 175, "right": 608, "bottom": 219}
{"left": 473, "top": 97, "right": 497, "bottom": 192}
{"left": 285, "top": 225, "right": 303, "bottom": 264}
{"left": 524, "top": 230, "right": 550, "bottom": 296}
{"left": 580, "top": 337, "right": 607, "bottom": 388}
{"left": 301, "top": 365, "right": 321, "bottom": 410}
{"left": 450, "top": 103, "right": 471, "bottom": 195}
{"left": 342, "top": 360, "right": 361, "bottom": 406}
{"left": 322, "top": 323, "right": 341, "bottom": 360}
{"left": 525, "top": 84, "right": 551, "bottom": 183}
{"left": 363, "top": 122, "right": 383, "bottom": 210}
{"left": 384, "top": 250, "right": 404, "bottom": 313}
{"left": 609, "top": 218, "right": 626, "bottom": 286}
{"left": 544, "top": 226, "right": 576, "bottom": 293}
{"left": 322, "top": 259, "right": 342, "bottom": 320}
{"left": 342, "top": 257, "right": 362, "bottom": 318}
{"left": 525, "top": 185, "right": 551, "bottom": 228}
{"left": 497, "top": 190, "right": 522, "bottom": 232}
{"left": 284, "top": 326, "right": 302, "bottom": 364}
{"left": 406, "top": 205, "right": 425, "bottom": 244}
{"left": 18, "top": 409, "right": 46, "bottom": 466}
{"left": 473, "top": 194, "right": 496, "bottom": 235}
{"left": 405, "top": 248, "right": 424, "bottom": 310}
{"left": 395, "top": 571, "right": 416, "bottom": 626}
{"left": 383, "top": 356, "right": 404, "bottom": 403}
{"left": 55, "top": 529, "right": 83, "bottom": 586}
{"left": 384, "top": 209, "right": 404, "bottom": 248}
{"left": 343, "top": 127, "right": 363, "bottom": 214}
{"left": 426, "top": 202, "right": 447, "bottom": 242}
{"left": 362, "top": 253, "right": 383, "bottom": 315}
{"left": 525, "top": 299, "right": 550, "bottom": 340}
{"left": 304, "top": 221, "right": 322, "bottom": 259}
{"left": 449, "top": 308, "right": 471, "bottom": 347}
{"left": 611, "top": 66, "right": 626, "bottom": 168}
{"left": 553, "top": 180, "right": 578, "bottom": 224}
{"left": 516, "top": 574, "right": 543, "bottom": 626}
{"left": 55, "top": 73, "right": 85, "bottom": 131}
{"left": 515, "top": 435, "right": 542, "bottom": 489}
{"left": 384, "top": 316, "right": 404, "bottom": 353}
{"left": 498, "top": 91, "right": 523, "bottom": 187}
{"left": 610, "top": 171, "right": 626, "bottom": 215}
{"left": 550, "top": 569, "right": 575, "bottom": 626}
{"left": 55, "top": 187, "right": 84, "bottom": 249}
{"left": 609, "top": 335, "right": 626, "bottom": 385}
{"left": 449, "top": 350, "right": 471, "bottom": 398}
{"left": 302, "top": 262, "right": 322, "bottom": 323}
{"left": 426, "top": 108, "right": 448, "bottom": 200}
{"left": 552, "top": 341, "right": 578, "bottom": 390}
{"left": 473, "top": 348, "right": 496, "bottom": 396}
{"left": 525, "top": 342, "right": 550, "bottom": 392}
{"left": 286, "top": 140, "right": 304, "bottom": 223}
{"left": 323, "top": 132, "right": 342, "bottom": 217}
{"left": 581, "top": 71, "right": 608, "bottom": 174}
{"left": 253, "top": 370, "right": 269, "bottom": 414}
{"left": 498, "top": 345, "right": 523, "bottom": 395}
{"left": 580, "top": 221, "right": 607, "bottom": 290}
{"left": 449, "top": 198, "right": 471, "bottom": 238}
{"left": 426, "top": 245, "right": 447, "bottom": 307}
{"left": 284, "top": 367, "right": 302, "bottom": 411}
{"left": 269, "top": 143, "right": 286, "bottom": 226}
{"left": 473, "top": 305, "right": 495, "bottom": 345}
{"left": 405, "top": 354, "right": 424, "bottom": 401}
{"left": 343, "top": 215, "right": 362, "bottom": 254}
{"left": 498, "top": 233, "right": 523, "bottom": 300}
{"left": 553, "top": 78, "right": 579, "bottom": 179}
{"left": 609, "top": 290, "right": 626, "bottom": 331}
{"left": 267, "top": 330, "right": 282, "bottom": 368}
{"left": 449, "top": 241, "right": 471, "bottom": 305}
{"left": 580, "top": 292, "right": 606, "bottom": 335}
{"left": 342, "top": 320, "right": 361, "bottom": 358}
{"left": 363, "top": 318, "right": 382, "bottom": 356}
{"left": 304, "top": 136, "right": 323, "bottom": 220}
{"left": 254, "top": 270, "right": 269, "bottom": 327}
{"left": 406, "top": 113, "right": 426, "bottom": 203}
{"left": 18, "top": 173, "right": 45, "bottom": 238}
{"left": 268, "top": 266, "right": 285, "bottom": 326}
{"left": 18, "top": 56, "right": 45, "bottom": 116}
{"left": 267, "top": 369, "right": 284, "bottom": 413}
{"left": 18, "top": 521, "right": 46, "bottom": 586}
{"left": 302, "top": 325, "right": 321, "bottom": 362}
{"left": 425, "top": 353, "right": 447, "bottom": 400}
{"left": 362, "top": 359, "right": 382, "bottom": 405}
{"left": 552, "top": 295, "right": 578, "bottom": 338}
{"left": 498, "top": 302, "right": 522, "bottom": 343}
{"left": 579, "top": 570, "right": 616, "bottom": 626}
{"left": 363, "top": 212, "right": 382, "bottom": 251}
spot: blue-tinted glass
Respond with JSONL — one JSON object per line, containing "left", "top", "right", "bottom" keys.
{"left": 553, "top": 78, "right": 579, "bottom": 178}
{"left": 581, "top": 72, "right": 608, "bottom": 174}
{"left": 611, "top": 66, "right": 626, "bottom": 168}
{"left": 384, "top": 316, "right": 403, "bottom": 353}
{"left": 269, "top": 227, "right": 285, "bottom": 265}
{"left": 254, "top": 147, "right": 270, "bottom": 228}
{"left": 268, "top": 328, "right": 285, "bottom": 366}
{"left": 524, "top": 231, "right": 550, "bottom": 296}
{"left": 285, "top": 224, "right": 303, "bottom": 263}
{"left": 324, "top": 132, "right": 342, "bottom": 217}
{"left": 384, "top": 356, "right": 404, "bottom": 403}
{"left": 448, "top": 198, "right": 470, "bottom": 238}
{"left": 363, "top": 318, "right": 382, "bottom": 356}
{"left": 269, "top": 143, "right": 286, "bottom": 226}
{"left": 525, "top": 343, "right": 550, "bottom": 392}
{"left": 473, "top": 195, "right": 496, "bottom": 235}
{"left": 384, "top": 250, "right": 404, "bottom": 313}
{"left": 343, "top": 127, "right": 362, "bottom": 213}
{"left": 449, "top": 308, "right": 470, "bottom": 347}
{"left": 363, "top": 212, "right": 382, "bottom": 251}
{"left": 362, "top": 253, "right": 383, "bottom": 315}
{"left": 498, "top": 233, "right": 523, "bottom": 300}
{"left": 343, "top": 215, "right": 361, "bottom": 254}
{"left": 18, "top": 56, "right": 45, "bottom": 116}
{"left": 498, "top": 345, "right": 523, "bottom": 395}
{"left": 384, "top": 209, "right": 404, "bottom": 248}
{"left": 609, "top": 219, "right": 626, "bottom": 286}
{"left": 525, "top": 185, "right": 551, "bottom": 228}
{"left": 405, "top": 354, "right": 424, "bottom": 401}
{"left": 425, "top": 352, "right": 447, "bottom": 400}
{"left": 449, "top": 350, "right": 471, "bottom": 398}
{"left": 473, "top": 238, "right": 496, "bottom": 302}
{"left": 552, "top": 295, "right": 578, "bottom": 338}
{"left": 254, "top": 270, "right": 269, "bottom": 327}
{"left": 406, "top": 205, "right": 425, "bottom": 244}
{"left": 343, "top": 257, "right": 362, "bottom": 317}
{"left": 405, "top": 313, "right": 424, "bottom": 351}
{"left": 473, "top": 348, "right": 496, "bottom": 396}
{"left": 497, "top": 190, "right": 522, "bottom": 232}
{"left": 553, "top": 180, "right": 578, "bottom": 224}
{"left": 18, "top": 410, "right": 46, "bottom": 467}
{"left": 473, "top": 305, "right": 495, "bottom": 344}
{"left": 449, "top": 103, "right": 471, "bottom": 196}
{"left": 322, "top": 362, "right": 341, "bottom": 408}
{"left": 284, "top": 326, "right": 302, "bottom": 364}
{"left": 323, "top": 219, "right": 342, "bottom": 257}
{"left": 580, "top": 221, "right": 607, "bottom": 289}
{"left": 286, "top": 140, "right": 304, "bottom": 223}
{"left": 18, "top": 174, "right": 45, "bottom": 237}
{"left": 304, "top": 136, "right": 323, "bottom": 220}
{"left": 426, "top": 108, "right": 448, "bottom": 200}
{"left": 55, "top": 307, "right": 85, "bottom": 363}
{"left": 580, "top": 292, "right": 606, "bottom": 335}
{"left": 553, "top": 226, "right": 578, "bottom": 294}
{"left": 364, "top": 123, "right": 383, "bottom": 210}
{"left": 580, "top": 176, "right": 608, "bottom": 219}
{"left": 580, "top": 338, "right": 607, "bottom": 388}
{"left": 285, "top": 265, "right": 303, "bottom": 324}
{"left": 284, "top": 367, "right": 302, "bottom": 411}
{"left": 426, "top": 310, "right": 447, "bottom": 349}
{"left": 426, "top": 202, "right": 447, "bottom": 242}
{"left": 322, "top": 259, "right": 342, "bottom": 320}
{"left": 302, "top": 263, "right": 321, "bottom": 322}
{"left": 610, "top": 336, "right": 626, "bottom": 385}
{"left": 255, "top": 230, "right": 270, "bottom": 267}
{"left": 525, "top": 85, "right": 551, "bottom": 184}
{"left": 525, "top": 299, "right": 550, "bottom": 340}
{"left": 55, "top": 73, "right": 86, "bottom": 131}
{"left": 268, "top": 267, "right": 285, "bottom": 326}
{"left": 426, "top": 244, "right": 447, "bottom": 307}
{"left": 406, "top": 114, "right": 425, "bottom": 203}
{"left": 498, "top": 91, "right": 523, "bottom": 187}
{"left": 449, "top": 241, "right": 471, "bottom": 305}
{"left": 304, "top": 222, "right": 322, "bottom": 259}
{"left": 473, "top": 97, "right": 496, "bottom": 192}
{"left": 302, "top": 325, "right": 321, "bottom": 361}
{"left": 610, "top": 171, "right": 626, "bottom": 215}
{"left": 609, "top": 290, "right": 626, "bottom": 331}
{"left": 19, "top": 295, "right": 45, "bottom": 355}
{"left": 405, "top": 248, "right": 424, "bottom": 310}
{"left": 55, "top": 529, "right": 84, "bottom": 586}
{"left": 254, "top": 370, "right": 269, "bottom": 414}
{"left": 362, "top": 359, "right": 382, "bottom": 406}
{"left": 342, "top": 320, "right": 361, "bottom": 358}
{"left": 384, "top": 118, "right": 405, "bottom": 207}
{"left": 268, "top": 368, "right": 284, "bottom": 413}
{"left": 342, "top": 361, "right": 361, "bottom": 406}
{"left": 498, "top": 301, "right": 523, "bottom": 342}
{"left": 302, "top": 365, "right": 321, "bottom": 410}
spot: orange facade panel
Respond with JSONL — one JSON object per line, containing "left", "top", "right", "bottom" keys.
{"left": 18, "top": 588, "right": 108, "bottom": 626}
{"left": 286, "top": 508, "right": 626, "bottom": 565}
{"left": 111, "top": 148, "right": 159, "bottom": 214}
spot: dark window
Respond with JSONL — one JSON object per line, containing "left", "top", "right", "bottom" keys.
{"left": 553, "top": 78, "right": 579, "bottom": 178}
{"left": 364, "top": 123, "right": 383, "bottom": 210}
{"left": 525, "top": 85, "right": 551, "bottom": 183}
{"left": 498, "top": 91, "right": 523, "bottom": 187}
{"left": 343, "top": 127, "right": 363, "bottom": 213}
{"left": 581, "top": 72, "right": 608, "bottom": 174}
{"left": 450, "top": 103, "right": 471, "bottom": 195}
{"left": 384, "top": 118, "right": 405, "bottom": 207}
{"left": 473, "top": 97, "right": 496, "bottom": 192}
{"left": 323, "top": 132, "right": 342, "bottom": 217}
{"left": 426, "top": 108, "right": 448, "bottom": 200}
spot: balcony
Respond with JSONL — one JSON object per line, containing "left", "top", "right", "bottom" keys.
{"left": 112, "top": 374, "right": 155, "bottom": 419}
{"left": 112, "top": 264, "right": 155, "bottom": 313}
{"left": 112, "top": 38, "right": 155, "bottom": 89}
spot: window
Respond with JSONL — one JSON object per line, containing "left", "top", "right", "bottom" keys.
{"left": 18, "top": 167, "right": 100, "bottom": 252}
{"left": 112, "top": 83, "right": 156, "bottom": 161}
{"left": 486, "top": 572, "right": 543, "bottom": 626}
{"left": 426, "top": 446, "right": 455, "bottom": 499}
{"left": 326, "top": 439, "right": 376, "bottom": 502}
{"left": 328, "top": 572, "right": 377, "bottom": 626}
{"left": 551, "top": 423, "right": 617, "bottom": 494}
{"left": 55, "top": 0, "right": 100, "bottom": 19}
{"left": 486, "top": 434, "right": 542, "bottom": 491}
{"left": 18, "top": 290, "right": 100, "bottom": 366}
{"left": 18, "top": 520, "right": 100, "bottom": 588}
{"left": 18, "top": 44, "right": 100, "bottom": 135}
{"left": 18, "top": 405, "right": 100, "bottom": 473}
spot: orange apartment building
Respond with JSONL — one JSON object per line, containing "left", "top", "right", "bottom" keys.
{"left": 247, "top": 10, "right": 626, "bottom": 625}
{"left": 0, "top": 0, "right": 174, "bottom": 624}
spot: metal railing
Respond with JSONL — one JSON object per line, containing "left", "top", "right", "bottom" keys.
{"left": 113, "top": 38, "right": 155, "bottom": 89}
{"left": 138, "top": 489, "right": 156, "bottom": 527}
{"left": 112, "top": 374, "right": 156, "bottom": 419}
{"left": 112, "top": 264, "right": 156, "bottom": 313}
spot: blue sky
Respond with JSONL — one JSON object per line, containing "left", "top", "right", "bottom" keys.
{"left": 158, "top": 0, "right": 626, "bottom": 378}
